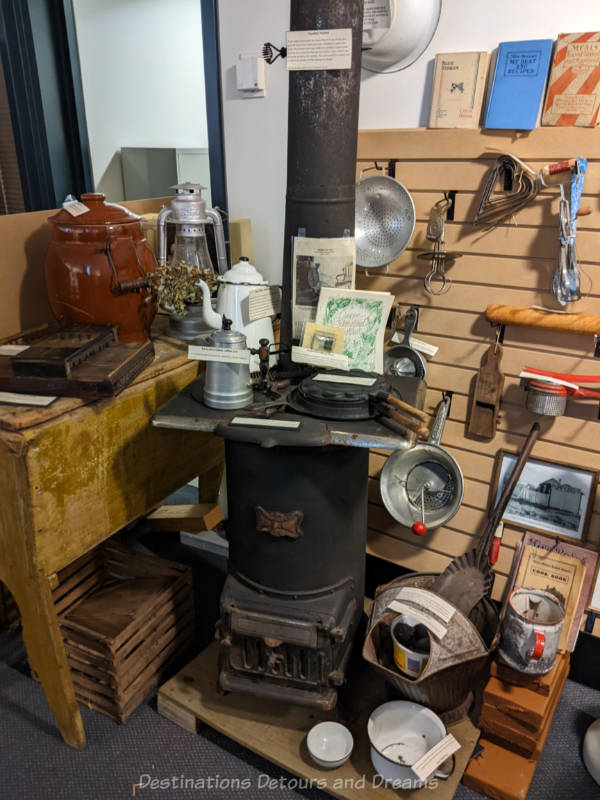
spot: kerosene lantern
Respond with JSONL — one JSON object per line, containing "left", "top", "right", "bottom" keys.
{"left": 156, "top": 182, "right": 228, "bottom": 340}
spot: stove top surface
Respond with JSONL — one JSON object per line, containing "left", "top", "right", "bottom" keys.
{"left": 153, "top": 371, "right": 427, "bottom": 449}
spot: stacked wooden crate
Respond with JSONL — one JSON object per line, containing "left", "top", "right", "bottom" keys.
{"left": 463, "top": 652, "right": 569, "bottom": 799}
{"left": 26, "top": 541, "right": 194, "bottom": 723}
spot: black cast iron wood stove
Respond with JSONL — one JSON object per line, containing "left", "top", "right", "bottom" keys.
{"left": 154, "top": 371, "right": 425, "bottom": 709}
{"left": 153, "top": 0, "right": 426, "bottom": 709}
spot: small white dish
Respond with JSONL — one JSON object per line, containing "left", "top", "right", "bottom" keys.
{"left": 307, "top": 721, "right": 353, "bottom": 769}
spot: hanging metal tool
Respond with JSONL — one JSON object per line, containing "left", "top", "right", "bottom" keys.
{"left": 467, "top": 328, "right": 505, "bottom": 440}
{"left": 474, "top": 154, "right": 539, "bottom": 228}
{"left": 418, "top": 197, "right": 461, "bottom": 295}
{"left": 552, "top": 157, "right": 587, "bottom": 306}
{"left": 520, "top": 366, "right": 600, "bottom": 416}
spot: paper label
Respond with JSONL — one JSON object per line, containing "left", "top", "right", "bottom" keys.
{"left": 287, "top": 29, "right": 352, "bottom": 71}
{"left": 0, "top": 392, "right": 57, "bottom": 407}
{"left": 553, "top": 93, "right": 597, "bottom": 115}
{"left": 395, "top": 588, "right": 456, "bottom": 624}
{"left": 248, "top": 286, "right": 281, "bottom": 321}
{"left": 62, "top": 200, "right": 90, "bottom": 217}
{"left": 411, "top": 734, "right": 461, "bottom": 783}
{"left": 313, "top": 373, "right": 375, "bottom": 386}
{"left": 0, "top": 344, "right": 30, "bottom": 356}
{"left": 230, "top": 417, "right": 301, "bottom": 430}
{"left": 388, "top": 600, "right": 448, "bottom": 640}
{"left": 364, "top": 0, "right": 390, "bottom": 29}
{"left": 187, "top": 345, "right": 250, "bottom": 364}
{"left": 391, "top": 333, "right": 438, "bottom": 358}
{"left": 291, "top": 346, "right": 349, "bottom": 371}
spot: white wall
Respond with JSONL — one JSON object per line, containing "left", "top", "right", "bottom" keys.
{"left": 73, "top": 0, "right": 208, "bottom": 201}
{"left": 218, "top": 0, "right": 600, "bottom": 283}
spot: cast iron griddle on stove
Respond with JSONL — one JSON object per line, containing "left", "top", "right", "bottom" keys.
{"left": 288, "top": 370, "right": 390, "bottom": 420}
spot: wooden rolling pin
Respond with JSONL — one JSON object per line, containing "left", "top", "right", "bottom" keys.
{"left": 486, "top": 305, "right": 600, "bottom": 336}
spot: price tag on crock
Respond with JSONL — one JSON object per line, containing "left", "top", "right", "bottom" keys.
{"left": 286, "top": 29, "right": 352, "bottom": 71}
{"left": 62, "top": 200, "right": 90, "bottom": 217}
{"left": 187, "top": 345, "right": 251, "bottom": 365}
{"left": 248, "top": 286, "right": 281, "bottom": 321}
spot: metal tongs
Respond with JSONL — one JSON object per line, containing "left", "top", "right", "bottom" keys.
{"left": 474, "top": 154, "right": 539, "bottom": 228}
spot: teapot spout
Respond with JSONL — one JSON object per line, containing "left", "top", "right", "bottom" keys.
{"left": 197, "top": 279, "right": 222, "bottom": 329}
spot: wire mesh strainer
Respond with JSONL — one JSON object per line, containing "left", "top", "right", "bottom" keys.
{"left": 406, "top": 462, "right": 458, "bottom": 512}
{"left": 355, "top": 175, "right": 416, "bottom": 268}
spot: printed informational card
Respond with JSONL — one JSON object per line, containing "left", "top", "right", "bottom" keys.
{"left": 291, "top": 236, "right": 355, "bottom": 340}
{"left": 286, "top": 29, "right": 352, "bottom": 71}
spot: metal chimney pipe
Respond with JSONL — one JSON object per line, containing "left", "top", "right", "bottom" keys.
{"left": 279, "top": 0, "right": 364, "bottom": 367}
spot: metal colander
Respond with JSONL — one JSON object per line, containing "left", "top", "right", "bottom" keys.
{"left": 355, "top": 175, "right": 416, "bottom": 267}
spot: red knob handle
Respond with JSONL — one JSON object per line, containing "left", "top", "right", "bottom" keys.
{"left": 412, "top": 521, "right": 427, "bottom": 536}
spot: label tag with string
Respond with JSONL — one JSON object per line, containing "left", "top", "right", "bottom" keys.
{"left": 62, "top": 194, "right": 89, "bottom": 217}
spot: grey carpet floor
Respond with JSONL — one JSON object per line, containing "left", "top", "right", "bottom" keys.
{"left": 0, "top": 627, "right": 598, "bottom": 800}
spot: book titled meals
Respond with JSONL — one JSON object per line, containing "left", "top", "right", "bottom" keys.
{"left": 542, "top": 32, "right": 600, "bottom": 127}
{"left": 428, "top": 51, "right": 490, "bottom": 128}
{"left": 484, "top": 39, "right": 553, "bottom": 130}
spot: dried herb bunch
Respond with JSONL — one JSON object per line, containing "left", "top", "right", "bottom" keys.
{"left": 154, "top": 261, "right": 217, "bottom": 316}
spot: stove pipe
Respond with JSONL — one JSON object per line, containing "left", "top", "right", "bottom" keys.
{"left": 279, "top": 0, "right": 364, "bottom": 366}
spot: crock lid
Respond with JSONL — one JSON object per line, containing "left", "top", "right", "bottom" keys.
{"left": 48, "top": 194, "right": 141, "bottom": 226}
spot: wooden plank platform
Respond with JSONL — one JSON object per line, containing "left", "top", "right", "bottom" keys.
{"left": 157, "top": 642, "right": 480, "bottom": 800}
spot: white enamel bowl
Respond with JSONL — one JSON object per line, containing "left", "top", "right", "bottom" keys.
{"left": 307, "top": 721, "right": 354, "bottom": 769}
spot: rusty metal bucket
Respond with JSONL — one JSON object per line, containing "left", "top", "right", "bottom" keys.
{"left": 363, "top": 573, "right": 499, "bottom": 715}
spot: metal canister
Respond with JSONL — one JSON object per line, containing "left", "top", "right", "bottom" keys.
{"left": 203, "top": 320, "right": 253, "bottom": 410}
{"left": 499, "top": 588, "right": 565, "bottom": 674}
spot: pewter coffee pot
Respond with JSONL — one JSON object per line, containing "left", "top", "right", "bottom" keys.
{"left": 203, "top": 317, "right": 253, "bottom": 410}
{"left": 157, "top": 183, "right": 228, "bottom": 339}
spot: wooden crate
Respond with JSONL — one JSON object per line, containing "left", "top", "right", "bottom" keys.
{"left": 22, "top": 541, "right": 194, "bottom": 724}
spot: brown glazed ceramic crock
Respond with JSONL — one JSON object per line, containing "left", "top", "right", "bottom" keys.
{"left": 45, "top": 194, "right": 157, "bottom": 341}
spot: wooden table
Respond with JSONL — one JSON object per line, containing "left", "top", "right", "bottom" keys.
{"left": 0, "top": 336, "right": 223, "bottom": 748}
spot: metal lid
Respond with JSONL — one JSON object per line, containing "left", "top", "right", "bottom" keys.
{"left": 211, "top": 317, "right": 247, "bottom": 348}
{"left": 219, "top": 257, "right": 267, "bottom": 286}
{"left": 48, "top": 193, "right": 141, "bottom": 227}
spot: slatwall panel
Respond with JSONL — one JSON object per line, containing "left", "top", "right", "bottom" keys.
{"left": 356, "top": 128, "right": 600, "bottom": 612}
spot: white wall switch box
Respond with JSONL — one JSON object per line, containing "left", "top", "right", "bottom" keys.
{"left": 236, "top": 55, "right": 266, "bottom": 97}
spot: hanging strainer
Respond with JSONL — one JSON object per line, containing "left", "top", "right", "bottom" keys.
{"left": 355, "top": 174, "right": 416, "bottom": 268}
{"left": 380, "top": 395, "right": 464, "bottom": 533}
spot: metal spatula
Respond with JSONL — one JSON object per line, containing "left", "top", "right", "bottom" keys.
{"left": 431, "top": 423, "right": 540, "bottom": 616}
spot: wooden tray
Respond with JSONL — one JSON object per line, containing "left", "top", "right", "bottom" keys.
{"left": 157, "top": 642, "right": 480, "bottom": 800}
{"left": 0, "top": 325, "right": 154, "bottom": 398}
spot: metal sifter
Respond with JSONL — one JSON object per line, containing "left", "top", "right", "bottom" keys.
{"left": 379, "top": 394, "right": 463, "bottom": 534}
{"left": 355, "top": 173, "right": 415, "bottom": 268}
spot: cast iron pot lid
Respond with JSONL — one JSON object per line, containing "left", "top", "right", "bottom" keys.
{"left": 288, "top": 370, "right": 390, "bottom": 420}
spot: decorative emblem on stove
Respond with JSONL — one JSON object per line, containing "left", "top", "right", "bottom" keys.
{"left": 255, "top": 506, "right": 304, "bottom": 539}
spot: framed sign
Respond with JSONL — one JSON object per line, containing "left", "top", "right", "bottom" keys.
{"left": 491, "top": 452, "right": 598, "bottom": 543}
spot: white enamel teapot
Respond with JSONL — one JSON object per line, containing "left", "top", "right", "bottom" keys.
{"left": 197, "top": 257, "right": 275, "bottom": 368}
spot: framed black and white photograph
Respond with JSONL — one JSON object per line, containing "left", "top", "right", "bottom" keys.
{"left": 491, "top": 452, "right": 598, "bottom": 543}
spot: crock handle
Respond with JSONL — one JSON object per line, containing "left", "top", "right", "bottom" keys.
{"left": 105, "top": 236, "right": 151, "bottom": 295}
